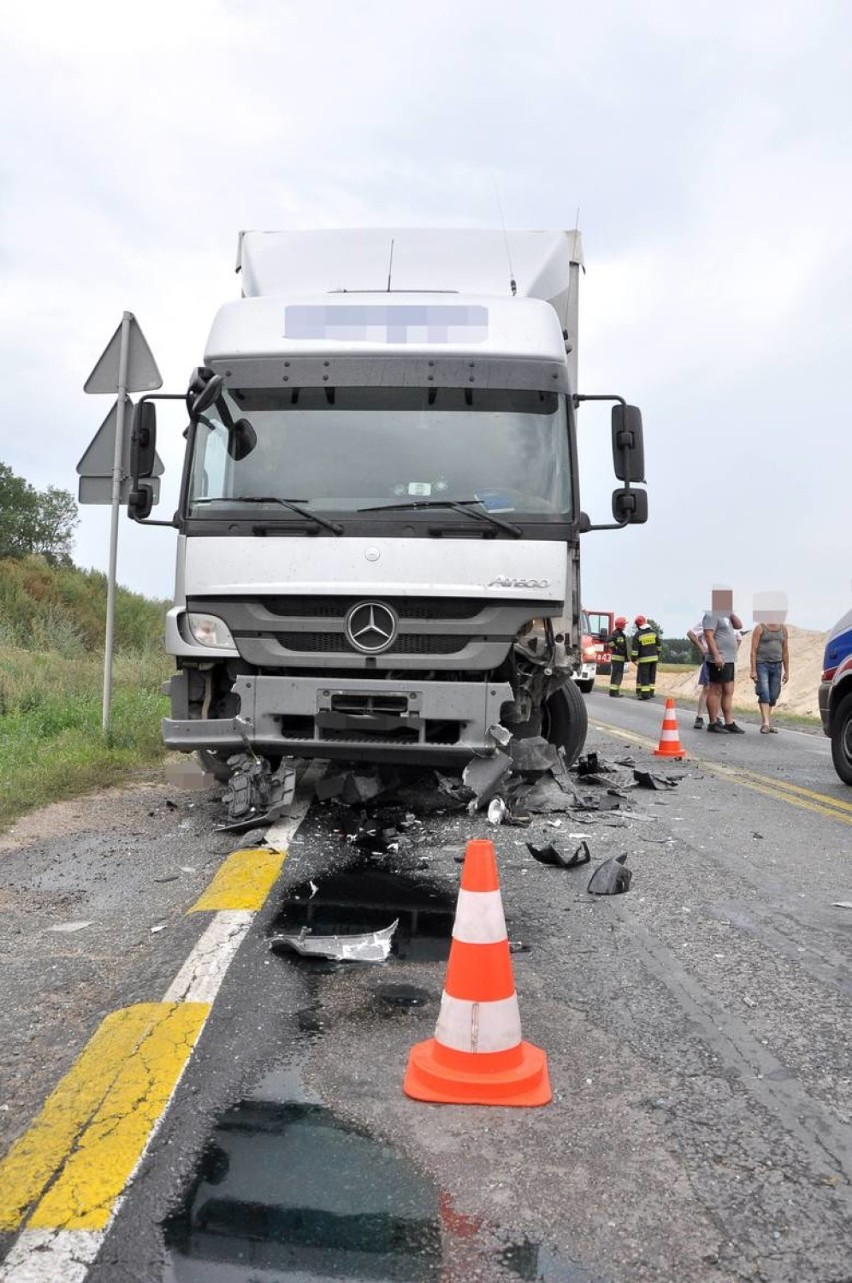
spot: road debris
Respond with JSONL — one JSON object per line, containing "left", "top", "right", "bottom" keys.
{"left": 587, "top": 853, "right": 632, "bottom": 895}
{"left": 218, "top": 753, "right": 297, "bottom": 831}
{"left": 270, "top": 918, "right": 399, "bottom": 962}
{"left": 47, "top": 921, "right": 92, "bottom": 933}
{"left": 463, "top": 750, "right": 513, "bottom": 813}
{"left": 632, "top": 769, "right": 682, "bottom": 791}
{"left": 526, "top": 840, "right": 591, "bottom": 869}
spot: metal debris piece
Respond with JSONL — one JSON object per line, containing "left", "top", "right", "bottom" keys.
{"left": 832, "top": 901, "right": 852, "bottom": 909}
{"left": 527, "top": 840, "right": 591, "bottom": 869}
{"left": 48, "top": 921, "right": 92, "bottom": 933}
{"left": 510, "top": 736, "right": 560, "bottom": 775}
{"left": 463, "top": 749, "right": 512, "bottom": 813}
{"left": 270, "top": 918, "right": 399, "bottom": 963}
{"left": 150, "top": 923, "right": 167, "bottom": 933}
{"left": 218, "top": 754, "right": 297, "bottom": 831}
{"left": 587, "top": 853, "right": 632, "bottom": 895}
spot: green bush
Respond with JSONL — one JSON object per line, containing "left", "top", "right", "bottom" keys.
{"left": 0, "top": 560, "right": 172, "bottom": 829}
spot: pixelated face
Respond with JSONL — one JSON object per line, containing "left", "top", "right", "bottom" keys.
{"left": 753, "top": 590, "right": 788, "bottom": 625}
{"left": 711, "top": 588, "right": 733, "bottom": 613}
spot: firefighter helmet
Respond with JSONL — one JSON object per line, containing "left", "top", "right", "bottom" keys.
{"left": 614, "top": 616, "right": 627, "bottom": 628}
{"left": 634, "top": 615, "right": 647, "bottom": 626}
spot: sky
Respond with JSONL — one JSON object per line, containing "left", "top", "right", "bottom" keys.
{"left": 2, "top": 0, "right": 851, "bottom": 638}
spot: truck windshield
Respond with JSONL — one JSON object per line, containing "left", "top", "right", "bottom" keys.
{"left": 186, "top": 387, "right": 573, "bottom": 517}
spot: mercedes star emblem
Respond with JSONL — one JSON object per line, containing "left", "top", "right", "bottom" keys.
{"left": 345, "top": 601, "right": 399, "bottom": 654}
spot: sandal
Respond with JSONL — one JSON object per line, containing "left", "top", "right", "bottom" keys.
{"left": 759, "top": 725, "right": 771, "bottom": 734}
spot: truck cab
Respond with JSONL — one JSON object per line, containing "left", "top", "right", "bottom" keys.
{"left": 128, "top": 229, "right": 647, "bottom": 782}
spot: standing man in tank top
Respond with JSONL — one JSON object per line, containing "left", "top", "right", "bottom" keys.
{"left": 749, "top": 621, "right": 789, "bottom": 733}
{"left": 703, "top": 592, "right": 745, "bottom": 733}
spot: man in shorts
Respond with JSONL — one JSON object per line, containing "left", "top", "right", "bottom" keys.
{"left": 686, "top": 619, "right": 712, "bottom": 729}
{"left": 703, "top": 600, "right": 745, "bottom": 733}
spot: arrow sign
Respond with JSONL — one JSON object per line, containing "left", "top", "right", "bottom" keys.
{"left": 84, "top": 314, "right": 162, "bottom": 394}
{"left": 76, "top": 401, "right": 164, "bottom": 481}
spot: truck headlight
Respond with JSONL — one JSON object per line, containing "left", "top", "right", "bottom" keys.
{"left": 186, "top": 612, "right": 238, "bottom": 651}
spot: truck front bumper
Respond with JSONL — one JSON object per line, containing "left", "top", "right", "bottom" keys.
{"left": 164, "top": 673, "right": 514, "bottom": 765}
{"left": 818, "top": 680, "right": 832, "bottom": 736}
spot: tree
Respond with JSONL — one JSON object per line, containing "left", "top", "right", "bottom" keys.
{"left": 31, "top": 486, "right": 79, "bottom": 565}
{"left": 0, "top": 462, "right": 79, "bottom": 565}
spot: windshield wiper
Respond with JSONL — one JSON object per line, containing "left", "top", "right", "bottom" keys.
{"left": 358, "top": 498, "right": 523, "bottom": 538}
{"left": 197, "top": 496, "right": 343, "bottom": 535}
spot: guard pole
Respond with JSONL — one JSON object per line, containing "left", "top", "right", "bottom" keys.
{"left": 102, "top": 312, "right": 131, "bottom": 733}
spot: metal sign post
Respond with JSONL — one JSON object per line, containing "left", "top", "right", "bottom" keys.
{"left": 82, "top": 313, "right": 162, "bottom": 733}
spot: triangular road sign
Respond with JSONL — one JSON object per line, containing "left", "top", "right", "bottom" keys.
{"left": 84, "top": 314, "right": 162, "bottom": 394}
{"left": 76, "top": 401, "right": 164, "bottom": 479}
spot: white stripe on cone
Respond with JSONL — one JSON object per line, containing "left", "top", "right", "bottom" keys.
{"left": 452, "top": 889, "right": 507, "bottom": 943}
{"left": 434, "top": 993, "right": 522, "bottom": 1054}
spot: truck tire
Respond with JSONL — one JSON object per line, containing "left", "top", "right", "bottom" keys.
{"left": 831, "top": 691, "right": 852, "bottom": 785}
{"left": 544, "top": 680, "right": 588, "bottom": 768}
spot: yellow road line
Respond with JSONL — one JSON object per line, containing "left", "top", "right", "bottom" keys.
{"left": 0, "top": 1002, "right": 208, "bottom": 1232}
{"left": 592, "top": 718, "right": 852, "bottom": 826}
{"left": 189, "top": 846, "right": 286, "bottom": 912}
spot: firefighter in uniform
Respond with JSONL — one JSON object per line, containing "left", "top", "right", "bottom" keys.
{"left": 631, "top": 615, "right": 659, "bottom": 700}
{"left": 607, "top": 616, "right": 630, "bottom": 696}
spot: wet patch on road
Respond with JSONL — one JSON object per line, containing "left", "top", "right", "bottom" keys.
{"left": 161, "top": 1100, "right": 443, "bottom": 1280}
{"left": 268, "top": 857, "right": 455, "bottom": 963}
{"left": 160, "top": 1096, "right": 602, "bottom": 1282}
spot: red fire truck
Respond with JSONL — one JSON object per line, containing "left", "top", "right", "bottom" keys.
{"left": 585, "top": 610, "right": 615, "bottom": 675}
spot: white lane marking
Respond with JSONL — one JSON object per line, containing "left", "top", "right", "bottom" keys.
{"left": 0, "top": 765, "right": 322, "bottom": 1282}
{"left": 0, "top": 1231, "right": 104, "bottom": 1283}
{"left": 162, "top": 910, "right": 254, "bottom": 1004}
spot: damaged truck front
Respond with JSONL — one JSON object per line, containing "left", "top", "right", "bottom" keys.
{"left": 128, "top": 229, "right": 646, "bottom": 791}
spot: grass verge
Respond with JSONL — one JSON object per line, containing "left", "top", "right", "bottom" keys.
{"left": 0, "top": 645, "right": 171, "bottom": 831}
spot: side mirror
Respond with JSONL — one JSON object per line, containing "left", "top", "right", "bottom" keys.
{"left": 612, "top": 487, "right": 648, "bottom": 524}
{"left": 611, "top": 405, "right": 645, "bottom": 482}
{"left": 130, "top": 401, "right": 157, "bottom": 479}
{"left": 577, "top": 510, "right": 591, "bottom": 533}
{"left": 128, "top": 483, "right": 155, "bottom": 521}
{"left": 228, "top": 418, "right": 257, "bottom": 461}
{"left": 188, "top": 367, "right": 225, "bottom": 416}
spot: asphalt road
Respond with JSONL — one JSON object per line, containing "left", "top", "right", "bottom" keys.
{"left": 1, "top": 696, "right": 851, "bottom": 1283}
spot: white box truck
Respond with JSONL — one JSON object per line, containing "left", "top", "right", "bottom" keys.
{"left": 129, "top": 229, "right": 646, "bottom": 789}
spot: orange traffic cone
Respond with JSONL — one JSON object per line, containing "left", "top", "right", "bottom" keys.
{"left": 403, "top": 838, "right": 551, "bottom": 1106}
{"left": 653, "top": 698, "right": 687, "bottom": 759}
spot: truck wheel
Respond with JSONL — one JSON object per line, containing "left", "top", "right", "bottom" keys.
{"left": 831, "top": 692, "right": 852, "bottom": 785}
{"left": 544, "top": 681, "right": 588, "bottom": 768}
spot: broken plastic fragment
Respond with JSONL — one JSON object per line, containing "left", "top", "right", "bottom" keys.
{"left": 633, "top": 770, "right": 679, "bottom": 790}
{"left": 587, "top": 853, "right": 632, "bottom": 895}
{"left": 526, "top": 840, "right": 591, "bottom": 869}
{"left": 270, "top": 918, "right": 399, "bottom": 962}
{"left": 463, "top": 750, "right": 512, "bottom": 813}
{"left": 510, "top": 736, "right": 560, "bottom": 775}
{"left": 48, "top": 921, "right": 92, "bottom": 933}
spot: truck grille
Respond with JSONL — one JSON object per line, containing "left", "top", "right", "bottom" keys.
{"left": 276, "top": 632, "right": 468, "bottom": 655}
